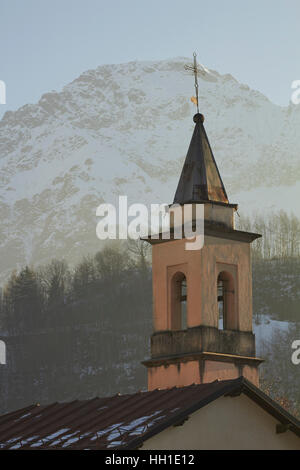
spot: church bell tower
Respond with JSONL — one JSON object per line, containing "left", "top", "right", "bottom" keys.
{"left": 142, "top": 109, "right": 263, "bottom": 390}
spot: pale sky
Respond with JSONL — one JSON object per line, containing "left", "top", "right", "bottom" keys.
{"left": 1, "top": 0, "right": 300, "bottom": 118}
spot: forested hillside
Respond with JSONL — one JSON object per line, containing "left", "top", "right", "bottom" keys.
{"left": 0, "top": 211, "right": 299, "bottom": 417}
{"left": 0, "top": 241, "right": 153, "bottom": 413}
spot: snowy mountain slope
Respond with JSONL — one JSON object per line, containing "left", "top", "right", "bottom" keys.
{"left": 0, "top": 57, "right": 300, "bottom": 283}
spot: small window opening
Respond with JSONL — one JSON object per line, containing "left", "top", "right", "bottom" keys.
{"left": 217, "top": 278, "right": 225, "bottom": 329}
{"left": 180, "top": 277, "right": 187, "bottom": 330}
{"left": 171, "top": 272, "right": 188, "bottom": 330}
{"left": 217, "top": 271, "right": 236, "bottom": 330}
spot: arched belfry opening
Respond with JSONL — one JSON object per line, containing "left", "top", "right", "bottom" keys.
{"left": 171, "top": 272, "right": 187, "bottom": 330}
{"left": 217, "top": 271, "right": 236, "bottom": 330}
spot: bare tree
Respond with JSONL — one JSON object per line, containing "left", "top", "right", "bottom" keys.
{"left": 126, "top": 239, "right": 151, "bottom": 272}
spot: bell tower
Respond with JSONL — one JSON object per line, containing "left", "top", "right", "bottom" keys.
{"left": 143, "top": 112, "right": 263, "bottom": 390}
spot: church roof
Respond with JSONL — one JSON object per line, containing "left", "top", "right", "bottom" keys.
{"left": 173, "top": 113, "right": 229, "bottom": 205}
{"left": 0, "top": 377, "right": 299, "bottom": 450}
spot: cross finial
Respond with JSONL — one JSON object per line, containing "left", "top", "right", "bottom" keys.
{"left": 184, "top": 52, "right": 201, "bottom": 113}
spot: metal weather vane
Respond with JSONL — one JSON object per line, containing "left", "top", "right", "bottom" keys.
{"left": 184, "top": 52, "right": 202, "bottom": 113}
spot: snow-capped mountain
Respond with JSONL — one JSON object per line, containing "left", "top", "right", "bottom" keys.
{"left": 1, "top": 57, "right": 300, "bottom": 283}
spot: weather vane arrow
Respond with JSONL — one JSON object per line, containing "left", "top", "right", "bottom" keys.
{"left": 184, "top": 52, "right": 203, "bottom": 113}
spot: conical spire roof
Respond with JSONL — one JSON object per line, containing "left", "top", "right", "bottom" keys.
{"left": 173, "top": 113, "right": 229, "bottom": 205}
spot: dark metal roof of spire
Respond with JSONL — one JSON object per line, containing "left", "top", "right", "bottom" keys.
{"left": 173, "top": 113, "right": 229, "bottom": 205}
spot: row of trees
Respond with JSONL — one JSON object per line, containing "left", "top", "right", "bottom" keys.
{"left": 0, "top": 240, "right": 153, "bottom": 413}
{"left": 238, "top": 210, "right": 300, "bottom": 409}
{"left": 259, "top": 321, "right": 300, "bottom": 417}
{"left": 0, "top": 239, "right": 152, "bottom": 334}
{"left": 237, "top": 210, "right": 300, "bottom": 259}
{"left": 1, "top": 209, "right": 299, "bottom": 333}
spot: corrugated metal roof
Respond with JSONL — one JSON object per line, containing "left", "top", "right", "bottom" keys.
{"left": 0, "top": 377, "right": 299, "bottom": 449}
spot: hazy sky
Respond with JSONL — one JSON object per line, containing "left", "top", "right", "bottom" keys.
{"left": 1, "top": 0, "right": 300, "bottom": 118}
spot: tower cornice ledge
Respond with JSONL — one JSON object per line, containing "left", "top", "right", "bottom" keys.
{"left": 142, "top": 351, "right": 264, "bottom": 368}
{"left": 143, "top": 222, "right": 261, "bottom": 245}
{"left": 169, "top": 200, "right": 238, "bottom": 209}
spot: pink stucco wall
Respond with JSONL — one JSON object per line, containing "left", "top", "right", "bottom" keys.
{"left": 147, "top": 359, "right": 259, "bottom": 390}
{"left": 152, "top": 235, "right": 253, "bottom": 332}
